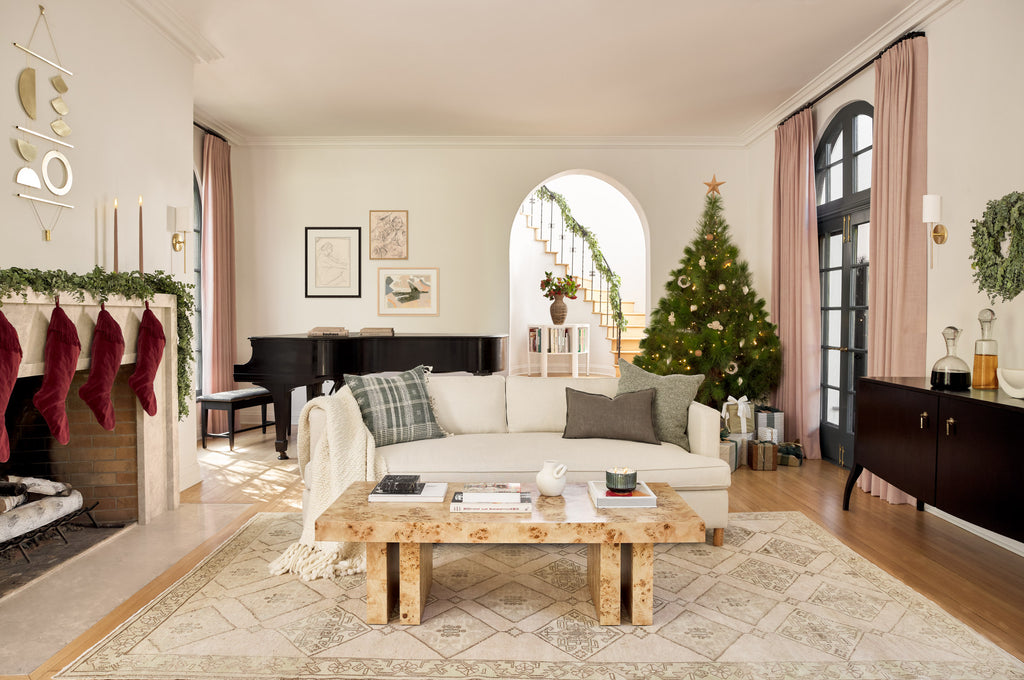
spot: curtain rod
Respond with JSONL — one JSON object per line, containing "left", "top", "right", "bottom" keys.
{"left": 193, "top": 121, "right": 227, "bottom": 143}
{"left": 777, "top": 31, "right": 925, "bottom": 129}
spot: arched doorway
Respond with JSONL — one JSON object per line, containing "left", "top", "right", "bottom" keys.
{"left": 508, "top": 172, "right": 649, "bottom": 376}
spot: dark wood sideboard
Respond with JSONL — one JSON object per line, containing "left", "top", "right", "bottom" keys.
{"left": 844, "top": 376, "right": 1024, "bottom": 543}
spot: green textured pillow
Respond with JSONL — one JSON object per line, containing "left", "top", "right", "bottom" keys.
{"left": 563, "top": 387, "right": 660, "bottom": 445}
{"left": 617, "top": 359, "right": 704, "bottom": 450}
{"left": 344, "top": 366, "right": 446, "bottom": 447}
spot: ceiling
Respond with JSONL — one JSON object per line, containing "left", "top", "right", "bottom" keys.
{"left": 150, "top": 0, "right": 934, "bottom": 143}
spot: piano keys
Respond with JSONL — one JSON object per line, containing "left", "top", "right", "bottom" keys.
{"left": 233, "top": 333, "right": 507, "bottom": 458}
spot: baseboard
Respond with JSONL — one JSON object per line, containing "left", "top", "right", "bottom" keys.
{"left": 925, "top": 505, "right": 1024, "bottom": 558}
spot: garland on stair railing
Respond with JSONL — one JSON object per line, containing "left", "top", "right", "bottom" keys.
{"left": 0, "top": 266, "right": 196, "bottom": 420}
{"left": 535, "top": 186, "right": 627, "bottom": 334}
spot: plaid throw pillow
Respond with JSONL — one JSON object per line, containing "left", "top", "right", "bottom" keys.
{"left": 344, "top": 365, "right": 445, "bottom": 447}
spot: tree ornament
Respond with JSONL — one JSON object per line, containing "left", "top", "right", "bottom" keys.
{"left": 668, "top": 312, "right": 676, "bottom": 325}
{"left": 695, "top": 350, "right": 702, "bottom": 357}
{"left": 677, "top": 275, "right": 690, "bottom": 288}
{"left": 726, "top": 362, "right": 738, "bottom": 374}
{"left": 703, "top": 174, "right": 726, "bottom": 195}
{"left": 699, "top": 256, "right": 706, "bottom": 269}
{"left": 742, "top": 286, "right": 749, "bottom": 294}
{"left": 705, "top": 234, "right": 714, "bottom": 240}
{"left": 690, "top": 304, "right": 698, "bottom": 311}
{"left": 708, "top": 320, "right": 723, "bottom": 331}
{"left": 718, "top": 284, "right": 726, "bottom": 291}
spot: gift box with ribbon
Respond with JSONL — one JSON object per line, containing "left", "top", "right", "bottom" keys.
{"left": 721, "top": 395, "right": 754, "bottom": 435}
{"left": 746, "top": 440, "right": 778, "bottom": 471}
{"left": 755, "top": 406, "right": 784, "bottom": 443}
{"left": 719, "top": 439, "right": 739, "bottom": 471}
{"left": 757, "top": 426, "right": 779, "bottom": 443}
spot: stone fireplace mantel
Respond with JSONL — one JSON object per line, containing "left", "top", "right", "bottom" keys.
{"left": 3, "top": 291, "right": 179, "bottom": 524}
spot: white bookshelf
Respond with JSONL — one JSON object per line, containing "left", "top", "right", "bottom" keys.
{"left": 527, "top": 324, "right": 590, "bottom": 377}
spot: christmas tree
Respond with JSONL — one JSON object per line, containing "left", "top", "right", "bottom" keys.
{"left": 633, "top": 180, "right": 781, "bottom": 405}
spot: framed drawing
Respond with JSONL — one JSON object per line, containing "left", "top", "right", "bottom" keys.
{"left": 378, "top": 267, "right": 438, "bottom": 315}
{"left": 305, "top": 227, "right": 361, "bottom": 298}
{"left": 369, "top": 210, "right": 408, "bottom": 259}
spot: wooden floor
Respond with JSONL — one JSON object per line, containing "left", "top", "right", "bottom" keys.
{"left": 22, "top": 435, "right": 1024, "bottom": 678}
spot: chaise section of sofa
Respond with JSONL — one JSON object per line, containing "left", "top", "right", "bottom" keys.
{"left": 305, "top": 373, "right": 730, "bottom": 544}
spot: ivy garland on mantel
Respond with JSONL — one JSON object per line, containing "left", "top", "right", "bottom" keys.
{"left": 535, "top": 186, "right": 627, "bottom": 334}
{"left": 0, "top": 266, "right": 196, "bottom": 420}
{"left": 970, "top": 191, "right": 1024, "bottom": 303}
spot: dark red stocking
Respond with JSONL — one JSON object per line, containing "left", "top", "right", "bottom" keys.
{"left": 0, "top": 310, "right": 24, "bottom": 462}
{"left": 129, "top": 306, "right": 165, "bottom": 416}
{"left": 78, "top": 308, "right": 125, "bottom": 431}
{"left": 32, "top": 303, "right": 81, "bottom": 446}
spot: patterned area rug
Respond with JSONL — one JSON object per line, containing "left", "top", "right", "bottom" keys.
{"left": 58, "top": 512, "right": 1024, "bottom": 680}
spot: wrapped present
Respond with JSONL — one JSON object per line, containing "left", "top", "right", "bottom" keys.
{"left": 721, "top": 395, "right": 754, "bottom": 434}
{"left": 719, "top": 439, "right": 739, "bottom": 471}
{"left": 778, "top": 453, "right": 802, "bottom": 466}
{"left": 726, "top": 432, "right": 754, "bottom": 465}
{"left": 757, "top": 426, "right": 778, "bottom": 443}
{"left": 755, "top": 406, "right": 784, "bottom": 443}
{"left": 777, "top": 441, "right": 803, "bottom": 466}
{"left": 746, "top": 440, "right": 778, "bottom": 471}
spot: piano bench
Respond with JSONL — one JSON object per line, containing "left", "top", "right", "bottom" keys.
{"left": 197, "top": 387, "right": 274, "bottom": 451}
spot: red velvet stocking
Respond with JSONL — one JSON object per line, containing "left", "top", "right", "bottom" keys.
{"left": 32, "top": 304, "right": 81, "bottom": 446}
{"left": 129, "top": 306, "right": 165, "bottom": 416}
{"left": 78, "top": 308, "right": 125, "bottom": 431}
{"left": 0, "top": 310, "right": 24, "bottom": 462}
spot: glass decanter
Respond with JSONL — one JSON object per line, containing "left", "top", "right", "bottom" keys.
{"left": 931, "top": 326, "right": 971, "bottom": 391}
{"left": 972, "top": 308, "right": 999, "bottom": 389}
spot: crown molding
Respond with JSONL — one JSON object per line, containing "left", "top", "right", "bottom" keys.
{"left": 237, "top": 135, "right": 748, "bottom": 150}
{"left": 192, "top": 108, "right": 245, "bottom": 146}
{"left": 123, "top": 0, "right": 222, "bottom": 64}
{"left": 739, "top": 0, "right": 962, "bottom": 146}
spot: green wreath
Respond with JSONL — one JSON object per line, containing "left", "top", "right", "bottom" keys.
{"left": 970, "top": 191, "right": 1024, "bottom": 303}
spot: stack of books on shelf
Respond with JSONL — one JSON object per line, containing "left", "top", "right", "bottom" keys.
{"left": 450, "top": 482, "right": 532, "bottom": 513}
{"left": 308, "top": 326, "right": 348, "bottom": 337}
{"left": 367, "top": 475, "right": 448, "bottom": 502}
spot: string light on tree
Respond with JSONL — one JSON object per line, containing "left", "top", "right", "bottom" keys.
{"left": 632, "top": 178, "right": 781, "bottom": 405}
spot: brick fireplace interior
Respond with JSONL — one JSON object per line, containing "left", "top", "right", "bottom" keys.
{"left": 3, "top": 366, "right": 139, "bottom": 526}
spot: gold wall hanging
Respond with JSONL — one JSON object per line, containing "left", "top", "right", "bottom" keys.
{"left": 12, "top": 5, "right": 75, "bottom": 241}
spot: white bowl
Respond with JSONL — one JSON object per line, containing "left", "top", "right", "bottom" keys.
{"left": 997, "top": 368, "right": 1024, "bottom": 398}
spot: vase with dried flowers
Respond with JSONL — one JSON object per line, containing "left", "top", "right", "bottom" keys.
{"left": 540, "top": 271, "right": 578, "bottom": 325}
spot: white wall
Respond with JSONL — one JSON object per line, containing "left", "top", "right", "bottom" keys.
{"left": 0, "top": 0, "right": 199, "bottom": 489}
{"left": 232, "top": 143, "right": 756, "bottom": 417}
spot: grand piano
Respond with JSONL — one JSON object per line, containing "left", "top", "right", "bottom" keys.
{"left": 234, "top": 333, "right": 507, "bottom": 458}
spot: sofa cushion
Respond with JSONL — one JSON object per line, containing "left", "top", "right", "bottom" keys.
{"left": 563, "top": 387, "right": 660, "bottom": 445}
{"left": 427, "top": 374, "right": 507, "bottom": 434}
{"left": 378, "top": 432, "right": 731, "bottom": 491}
{"left": 506, "top": 376, "right": 619, "bottom": 432}
{"left": 344, "top": 365, "right": 445, "bottom": 447}
{"left": 617, "top": 359, "right": 704, "bottom": 450}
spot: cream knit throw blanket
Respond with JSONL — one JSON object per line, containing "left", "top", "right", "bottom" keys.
{"left": 268, "top": 385, "right": 387, "bottom": 580}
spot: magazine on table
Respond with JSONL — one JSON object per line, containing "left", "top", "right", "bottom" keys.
{"left": 460, "top": 482, "right": 523, "bottom": 503}
{"left": 450, "top": 491, "right": 532, "bottom": 513}
{"left": 368, "top": 480, "right": 448, "bottom": 503}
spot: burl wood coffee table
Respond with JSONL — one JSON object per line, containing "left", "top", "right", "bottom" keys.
{"left": 315, "top": 481, "right": 705, "bottom": 626}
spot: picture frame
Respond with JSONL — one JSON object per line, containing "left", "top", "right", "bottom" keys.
{"left": 305, "top": 227, "right": 361, "bottom": 298}
{"left": 369, "top": 210, "right": 409, "bottom": 259}
{"left": 378, "top": 267, "right": 438, "bottom": 315}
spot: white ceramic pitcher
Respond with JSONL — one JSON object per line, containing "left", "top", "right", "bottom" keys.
{"left": 536, "top": 459, "right": 568, "bottom": 496}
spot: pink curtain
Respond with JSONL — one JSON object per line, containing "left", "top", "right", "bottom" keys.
{"left": 771, "top": 109, "right": 821, "bottom": 460}
{"left": 861, "top": 36, "right": 929, "bottom": 504}
{"left": 201, "top": 134, "right": 237, "bottom": 433}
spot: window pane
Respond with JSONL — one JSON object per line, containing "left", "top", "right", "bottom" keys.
{"left": 828, "top": 233, "right": 843, "bottom": 268}
{"left": 826, "top": 388, "right": 840, "bottom": 425}
{"left": 852, "top": 310, "right": 868, "bottom": 350}
{"left": 816, "top": 170, "right": 828, "bottom": 206}
{"left": 829, "top": 131, "right": 843, "bottom": 163}
{"left": 855, "top": 149, "right": 872, "bottom": 192}
{"left": 826, "top": 310, "right": 841, "bottom": 347}
{"left": 827, "top": 349, "right": 841, "bottom": 386}
{"left": 829, "top": 164, "right": 843, "bottom": 202}
{"left": 855, "top": 114, "right": 872, "bottom": 152}
{"left": 852, "top": 266, "right": 868, "bottom": 307}
{"left": 855, "top": 222, "right": 870, "bottom": 263}
{"left": 827, "top": 269, "right": 842, "bottom": 307}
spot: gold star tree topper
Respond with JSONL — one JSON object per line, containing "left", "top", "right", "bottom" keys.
{"left": 704, "top": 174, "right": 726, "bottom": 195}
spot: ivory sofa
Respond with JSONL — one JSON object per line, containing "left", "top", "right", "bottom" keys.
{"left": 306, "top": 374, "right": 730, "bottom": 545}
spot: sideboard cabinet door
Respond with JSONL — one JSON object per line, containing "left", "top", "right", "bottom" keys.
{"left": 855, "top": 379, "right": 938, "bottom": 504}
{"left": 936, "top": 398, "right": 1024, "bottom": 543}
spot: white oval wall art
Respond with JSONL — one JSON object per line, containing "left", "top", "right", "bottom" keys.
{"left": 41, "top": 150, "right": 73, "bottom": 196}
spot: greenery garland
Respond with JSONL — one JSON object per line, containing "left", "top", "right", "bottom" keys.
{"left": 0, "top": 266, "right": 196, "bottom": 420}
{"left": 535, "top": 186, "right": 627, "bottom": 334}
{"left": 970, "top": 191, "right": 1024, "bottom": 303}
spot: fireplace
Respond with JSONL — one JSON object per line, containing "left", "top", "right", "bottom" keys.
{"left": 2, "top": 292, "right": 180, "bottom": 525}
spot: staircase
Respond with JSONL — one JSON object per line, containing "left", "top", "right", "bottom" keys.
{"left": 526, "top": 222, "right": 647, "bottom": 373}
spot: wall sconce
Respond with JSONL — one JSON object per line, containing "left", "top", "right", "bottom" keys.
{"left": 923, "top": 194, "right": 947, "bottom": 269}
{"left": 170, "top": 206, "right": 190, "bottom": 275}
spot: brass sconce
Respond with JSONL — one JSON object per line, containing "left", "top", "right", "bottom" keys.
{"left": 171, "top": 231, "right": 187, "bottom": 274}
{"left": 170, "top": 205, "right": 190, "bottom": 274}
{"left": 923, "top": 194, "right": 946, "bottom": 269}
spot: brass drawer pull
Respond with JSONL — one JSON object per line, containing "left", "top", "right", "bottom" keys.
{"left": 946, "top": 417, "right": 956, "bottom": 436}
{"left": 919, "top": 412, "right": 929, "bottom": 429}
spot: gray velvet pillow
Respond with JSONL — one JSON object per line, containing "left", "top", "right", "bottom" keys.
{"left": 616, "top": 359, "right": 704, "bottom": 450}
{"left": 562, "top": 387, "right": 660, "bottom": 445}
